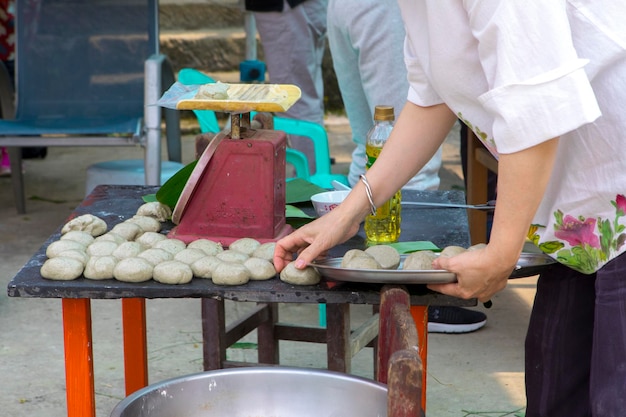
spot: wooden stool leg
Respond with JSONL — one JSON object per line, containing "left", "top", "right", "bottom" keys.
{"left": 410, "top": 305, "right": 428, "bottom": 412}
{"left": 122, "top": 298, "right": 148, "bottom": 395}
{"left": 202, "top": 298, "right": 226, "bottom": 370}
{"left": 257, "top": 302, "right": 279, "bottom": 364}
{"left": 326, "top": 303, "right": 351, "bottom": 373}
{"left": 388, "top": 350, "right": 425, "bottom": 417}
{"left": 62, "top": 298, "right": 95, "bottom": 417}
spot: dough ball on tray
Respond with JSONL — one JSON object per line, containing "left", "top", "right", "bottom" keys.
{"left": 154, "top": 238, "right": 186, "bottom": 255}
{"left": 191, "top": 255, "right": 222, "bottom": 279}
{"left": 138, "top": 248, "right": 173, "bottom": 266}
{"left": 216, "top": 250, "right": 249, "bottom": 263}
{"left": 112, "top": 241, "right": 145, "bottom": 260}
{"left": 95, "top": 232, "right": 126, "bottom": 245}
{"left": 365, "top": 245, "right": 401, "bottom": 269}
{"left": 252, "top": 242, "right": 276, "bottom": 262}
{"left": 402, "top": 250, "right": 437, "bottom": 270}
{"left": 439, "top": 245, "right": 467, "bottom": 258}
{"left": 135, "top": 231, "right": 168, "bottom": 248}
{"left": 136, "top": 202, "right": 172, "bottom": 222}
{"left": 87, "top": 240, "right": 118, "bottom": 257}
{"left": 41, "top": 257, "right": 84, "bottom": 280}
{"left": 280, "top": 261, "right": 320, "bottom": 286}
{"left": 340, "top": 249, "right": 380, "bottom": 270}
{"left": 188, "top": 239, "right": 223, "bottom": 256}
{"left": 60, "top": 230, "right": 95, "bottom": 247}
{"left": 212, "top": 262, "right": 250, "bottom": 286}
{"left": 57, "top": 250, "right": 89, "bottom": 266}
{"left": 244, "top": 257, "right": 277, "bottom": 280}
{"left": 61, "top": 214, "right": 107, "bottom": 237}
{"left": 125, "top": 215, "right": 161, "bottom": 233}
{"left": 110, "top": 222, "right": 143, "bottom": 241}
{"left": 84, "top": 256, "right": 118, "bottom": 280}
{"left": 229, "top": 237, "right": 261, "bottom": 256}
{"left": 153, "top": 260, "right": 193, "bottom": 285}
{"left": 46, "top": 240, "right": 86, "bottom": 258}
{"left": 114, "top": 258, "right": 154, "bottom": 283}
{"left": 174, "top": 248, "right": 207, "bottom": 265}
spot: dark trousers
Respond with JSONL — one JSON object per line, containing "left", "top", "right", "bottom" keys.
{"left": 525, "top": 253, "right": 626, "bottom": 416}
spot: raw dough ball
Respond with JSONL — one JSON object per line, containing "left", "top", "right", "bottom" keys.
{"left": 112, "top": 241, "right": 145, "bottom": 260}
{"left": 84, "top": 256, "right": 118, "bottom": 280}
{"left": 57, "top": 250, "right": 89, "bottom": 266}
{"left": 41, "top": 257, "right": 84, "bottom": 280}
{"left": 365, "top": 245, "right": 401, "bottom": 269}
{"left": 212, "top": 262, "right": 250, "bottom": 286}
{"left": 137, "top": 248, "right": 173, "bottom": 266}
{"left": 95, "top": 232, "right": 126, "bottom": 245}
{"left": 87, "top": 240, "right": 118, "bottom": 257}
{"left": 229, "top": 238, "right": 261, "bottom": 256}
{"left": 279, "top": 261, "right": 321, "bottom": 285}
{"left": 60, "top": 230, "right": 95, "bottom": 247}
{"left": 125, "top": 215, "right": 161, "bottom": 233}
{"left": 402, "top": 251, "right": 437, "bottom": 270}
{"left": 244, "top": 257, "right": 277, "bottom": 280}
{"left": 153, "top": 260, "right": 193, "bottom": 284}
{"left": 154, "top": 238, "right": 186, "bottom": 255}
{"left": 340, "top": 249, "right": 367, "bottom": 268}
{"left": 111, "top": 222, "right": 143, "bottom": 241}
{"left": 216, "top": 250, "right": 249, "bottom": 263}
{"left": 136, "top": 202, "right": 172, "bottom": 222}
{"left": 187, "top": 239, "right": 223, "bottom": 256}
{"left": 46, "top": 240, "right": 86, "bottom": 258}
{"left": 135, "top": 231, "right": 167, "bottom": 248}
{"left": 61, "top": 214, "right": 108, "bottom": 237}
{"left": 196, "top": 81, "right": 230, "bottom": 100}
{"left": 440, "top": 245, "right": 467, "bottom": 258}
{"left": 174, "top": 248, "right": 207, "bottom": 265}
{"left": 468, "top": 243, "right": 487, "bottom": 251}
{"left": 191, "top": 255, "right": 222, "bottom": 279}
{"left": 252, "top": 242, "right": 276, "bottom": 262}
{"left": 113, "top": 258, "right": 154, "bottom": 283}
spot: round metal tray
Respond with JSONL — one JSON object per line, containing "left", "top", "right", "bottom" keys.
{"left": 311, "top": 252, "right": 556, "bottom": 284}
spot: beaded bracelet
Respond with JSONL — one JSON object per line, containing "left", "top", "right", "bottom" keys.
{"left": 359, "top": 174, "right": 377, "bottom": 216}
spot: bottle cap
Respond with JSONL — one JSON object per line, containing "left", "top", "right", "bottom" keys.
{"left": 373, "top": 105, "right": 394, "bottom": 121}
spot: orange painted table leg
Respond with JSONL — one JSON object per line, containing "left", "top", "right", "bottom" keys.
{"left": 410, "top": 305, "right": 428, "bottom": 412}
{"left": 122, "top": 298, "right": 149, "bottom": 395}
{"left": 62, "top": 298, "right": 95, "bottom": 417}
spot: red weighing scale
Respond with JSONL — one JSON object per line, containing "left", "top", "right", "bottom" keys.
{"left": 168, "top": 83, "right": 302, "bottom": 246}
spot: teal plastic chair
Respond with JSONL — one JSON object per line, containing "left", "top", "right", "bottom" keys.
{"left": 176, "top": 68, "right": 348, "bottom": 189}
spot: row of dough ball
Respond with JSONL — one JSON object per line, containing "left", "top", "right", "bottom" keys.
{"left": 42, "top": 202, "right": 320, "bottom": 286}
{"left": 340, "top": 244, "right": 485, "bottom": 270}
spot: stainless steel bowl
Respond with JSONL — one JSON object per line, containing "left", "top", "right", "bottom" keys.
{"left": 110, "top": 367, "right": 388, "bottom": 417}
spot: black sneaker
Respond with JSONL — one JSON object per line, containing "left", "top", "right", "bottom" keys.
{"left": 428, "top": 306, "right": 487, "bottom": 333}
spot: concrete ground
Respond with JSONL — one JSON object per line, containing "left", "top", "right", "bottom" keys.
{"left": 0, "top": 116, "right": 535, "bottom": 417}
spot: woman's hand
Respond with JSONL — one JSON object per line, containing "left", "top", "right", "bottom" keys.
{"left": 273, "top": 204, "right": 363, "bottom": 272}
{"left": 428, "top": 243, "right": 520, "bottom": 302}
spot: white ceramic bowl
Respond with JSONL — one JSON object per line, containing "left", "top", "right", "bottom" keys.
{"left": 310, "top": 190, "right": 350, "bottom": 217}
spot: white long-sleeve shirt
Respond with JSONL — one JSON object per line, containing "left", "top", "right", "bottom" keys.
{"left": 398, "top": 0, "right": 626, "bottom": 273}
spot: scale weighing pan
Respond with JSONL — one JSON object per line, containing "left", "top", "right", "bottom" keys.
{"left": 310, "top": 252, "right": 557, "bottom": 284}
{"left": 176, "top": 83, "right": 301, "bottom": 113}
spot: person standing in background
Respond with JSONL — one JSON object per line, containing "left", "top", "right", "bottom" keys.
{"left": 0, "top": 0, "right": 14, "bottom": 176}
{"left": 244, "top": 0, "right": 327, "bottom": 174}
{"left": 327, "top": 0, "right": 486, "bottom": 334}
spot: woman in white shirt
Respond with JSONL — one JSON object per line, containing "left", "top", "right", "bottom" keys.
{"left": 275, "top": 1, "right": 626, "bottom": 415}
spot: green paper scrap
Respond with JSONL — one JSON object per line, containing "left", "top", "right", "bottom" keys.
{"left": 286, "top": 178, "right": 327, "bottom": 204}
{"left": 384, "top": 241, "right": 440, "bottom": 254}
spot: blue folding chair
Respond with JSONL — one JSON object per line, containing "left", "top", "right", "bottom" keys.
{"left": 0, "top": 0, "right": 181, "bottom": 213}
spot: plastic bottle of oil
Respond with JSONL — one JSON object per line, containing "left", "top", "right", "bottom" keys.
{"left": 364, "top": 105, "right": 401, "bottom": 244}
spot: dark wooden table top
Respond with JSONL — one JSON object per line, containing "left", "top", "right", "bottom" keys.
{"left": 7, "top": 185, "right": 475, "bottom": 307}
